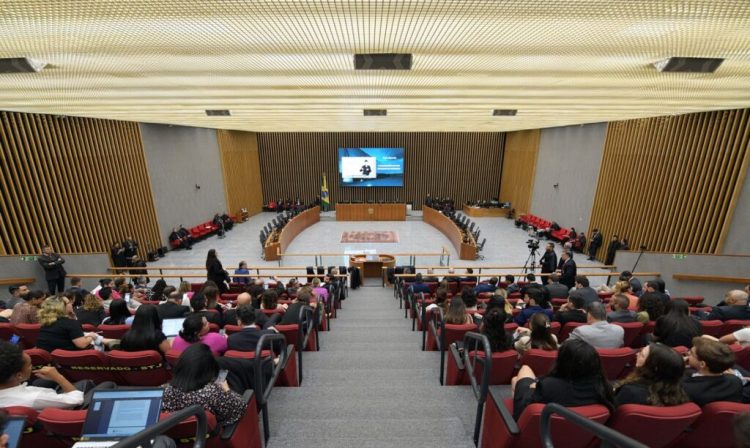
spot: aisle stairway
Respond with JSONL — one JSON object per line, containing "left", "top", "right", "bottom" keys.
{"left": 266, "top": 286, "right": 478, "bottom": 447}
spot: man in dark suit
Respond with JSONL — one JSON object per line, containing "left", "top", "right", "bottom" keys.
{"left": 544, "top": 273, "right": 569, "bottom": 299}
{"left": 122, "top": 237, "right": 138, "bottom": 265}
{"left": 189, "top": 294, "right": 222, "bottom": 326}
{"left": 707, "top": 290, "right": 750, "bottom": 321}
{"left": 227, "top": 304, "right": 280, "bottom": 353}
{"left": 571, "top": 276, "right": 600, "bottom": 308}
{"left": 475, "top": 277, "right": 498, "bottom": 294}
{"left": 539, "top": 243, "right": 557, "bottom": 286}
{"left": 223, "top": 292, "right": 275, "bottom": 328}
{"left": 606, "top": 295, "right": 636, "bottom": 323}
{"left": 604, "top": 235, "right": 621, "bottom": 266}
{"left": 38, "top": 244, "right": 66, "bottom": 295}
{"left": 588, "top": 229, "right": 603, "bottom": 261}
{"left": 159, "top": 292, "right": 191, "bottom": 319}
{"left": 554, "top": 294, "right": 587, "bottom": 325}
{"left": 410, "top": 273, "right": 431, "bottom": 294}
{"left": 557, "top": 251, "right": 577, "bottom": 289}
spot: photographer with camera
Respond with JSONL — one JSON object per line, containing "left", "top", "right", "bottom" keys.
{"left": 539, "top": 242, "right": 557, "bottom": 286}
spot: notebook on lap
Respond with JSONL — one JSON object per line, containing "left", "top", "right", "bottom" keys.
{"left": 72, "top": 388, "right": 164, "bottom": 448}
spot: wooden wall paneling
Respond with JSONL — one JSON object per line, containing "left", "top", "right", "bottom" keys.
{"left": 217, "top": 130, "right": 264, "bottom": 217}
{"left": 2, "top": 114, "right": 37, "bottom": 253}
{"left": 499, "top": 129, "right": 539, "bottom": 215}
{"left": 0, "top": 119, "right": 21, "bottom": 254}
{"left": 71, "top": 117, "right": 106, "bottom": 253}
{"left": 710, "top": 110, "right": 745, "bottom": 252}
{"left": 717, "top": 110, "right": 750, "bottom": 252}
{"left": 657, "top": 116, "right": 691, "bottom": 251}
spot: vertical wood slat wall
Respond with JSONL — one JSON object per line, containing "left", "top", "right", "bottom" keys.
{"left": 217, "top": 130, "right": 264, "bottom": 217}
{"left": 0, "top": 111, "right": 162, "bottom": 256}
{"left": 256, "top": 132, "right": 505, "bottom": 210}
{"left": 588, "top": 108, "right": 750, "bottom": 258}
{"left": 498, "top": 129, "right": 540, "bottom": 214}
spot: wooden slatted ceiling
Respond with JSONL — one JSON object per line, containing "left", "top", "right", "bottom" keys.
{"left": 498, "top": 129, "right": 540, "bottom": 215}
{"left": 217, "top": 130, "right": 264, "bottom": 217}
{"left": 0, "top": 111, "right": 162, "bottom": 256}
{"left": 256, "top": 133, "right": 504, "bottom": 210}
{"left": 588, "top": 108, "right": 750, "bottom": 259}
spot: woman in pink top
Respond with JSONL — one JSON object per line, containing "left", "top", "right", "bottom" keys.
{"left": 171, "top": 314, "right": 227, "bottom": 356}
{"left": 311, "top": 278, "right": 329, "bottom": 304}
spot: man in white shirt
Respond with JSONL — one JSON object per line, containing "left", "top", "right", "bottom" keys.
{"left": 0, "top": 341, "right": 83, "bottom": 410}
{"left": 720, "top": 327, "right": 750, "bottom": 347}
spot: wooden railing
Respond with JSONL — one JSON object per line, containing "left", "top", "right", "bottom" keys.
{"left": 0, "top": 277, "right": 35, "bottom": 286}
{"left": 673, "top": 274, "right": 750, "bottom": 284}
{"left": 263, "top": 206, "right": 320, "bottom": 261}
{"left": 277, "top": 247, "right": 449, "bottom": 267}
{"left": 422, "top": 206, "right": 476, "bottom": 260}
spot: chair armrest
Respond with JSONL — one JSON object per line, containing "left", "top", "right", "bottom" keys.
{"left": 449, "top": 342, "right": 465, "bottom": 370}
{"left": 489, "top": 388, "right": 519, "bottom": 435}
{"left": 221, "top": 390, "right": 255, "bottom": 439}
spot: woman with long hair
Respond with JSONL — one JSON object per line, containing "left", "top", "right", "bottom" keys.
{"left": 612, "top": 280, "right": 638, "bottom": 310}
{"left": 205, "top": 249, "right": 230, "bottom": 294}
{"left": 444, "top": 297, "right": 473, "bottom": 325}
{"left": 36, "top": 296, "right": 97, "bottom": 352}
{"left": 171, "top": 314, "right": 227, "bottom": 356}
{"left": 514, "top": 312, "right": 558, "bottom": 355}
{"left": 614, "top": 343, "right": 690, "bottom": 406}
{"left": 119, "top": 304, "right": 170, "bottom": 355}
{"left": 102, "top": 299, "right": 131, "bottom": 325}
{"left": 480, "top": 308, "right": 513, "bottom": 352}
{"left": 162, "top": 344, "right": 245, "bottom": 426}
{"left": 149, "top": 279, "right": 168, "bottom": 302}
{"left": 74, "top": 294, "right": 105, "bottom": 326}
{"left": 652, "top": 299, "right": 702, "bottom": 347}
{"left": 511, "top": 339, "right": 613, "bottom": 420}
{"left": 636, "top": 292, "right": 666, "bottom": 323}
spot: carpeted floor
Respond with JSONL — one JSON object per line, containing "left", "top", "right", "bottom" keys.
{"left": 340, "top": 230, "right": 399, "bottom": 243}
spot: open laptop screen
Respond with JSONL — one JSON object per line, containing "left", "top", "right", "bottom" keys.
{"left": 81, "top": 389, "right": 163, "bottom": 439}
{"left": 162, "top": 318, "right": 186, "bottom": 338}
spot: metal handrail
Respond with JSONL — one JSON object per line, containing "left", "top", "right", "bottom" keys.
{"left": 540, "top": 403, "right": 647, "bottom": 448}
{"left": 111, "top": 405, "right": 207, "bottom": 448}
{"left": 461, "top": 332, "right": 492, "bottom": 446}
{"left": 296, "top": 305, "right": 315, "bottom": 385}
{"left": 255, "top": 333, "right": 288, "bottom": 443}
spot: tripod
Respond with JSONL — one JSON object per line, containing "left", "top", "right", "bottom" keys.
{"left": 522, "top": 247, "right": 539, "bottom": 274}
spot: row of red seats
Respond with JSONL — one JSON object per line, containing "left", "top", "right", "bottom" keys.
{"left": 518, "top": 213, "right": 574, "bottom": 242}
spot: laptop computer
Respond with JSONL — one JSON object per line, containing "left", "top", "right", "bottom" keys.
{"left": 72, "top": 388, "right": 164, "bottom": 448}
{"left": 162, "top": 318, "right": 186, "bottom": 338}
{"left": 2, "top": 416, "right": 25, "bottom": 448}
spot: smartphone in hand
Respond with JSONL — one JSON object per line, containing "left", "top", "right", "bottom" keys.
{"left": 215, "top": 369, "right": 229, "bottom": 384}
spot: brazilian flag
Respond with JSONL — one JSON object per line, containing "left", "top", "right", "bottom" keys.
{"left": 321, "top": 172, "right": 330, "bottom": 211}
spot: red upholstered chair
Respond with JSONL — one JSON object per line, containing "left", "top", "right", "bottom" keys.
{"left": 472, "top": 350, "right": 518, "bottom": 385}
{"left": 208, "top": 323, "right": 221, "bottom": 333}
{"left": 37, "top": 407, "right": 88, "bottom": 447}
{"left": 14, "top": 323, "right": 41, "bottom": 348}
{"left": 637, "top": 321, "right": 657, "bottom": 345}
{"left": 80, "top": 324, "right": 97, "bottom": 332}
{"left": 673, "top": 296, "right": 705, "bottom": 306}
{"left": 723, "top": 319, "right": 750, "bottom": 335}
{"left": 548, "top": 321, "right": 561, "bottom": 336}
{"left": 223, "top": 324, "right": 243, "bottom": 336}
{"left": 51, "top": 349, "right": 113, "bottom": 384}
{"left": 165, "top": 349, "right": 182, "bottom": 367}
{"left": 25, "top": 348, "right": 52, "bottom": 369}
{"left": 551, "top": 298, "right": 568, "bottom": 308}
{"left": 733, "top": 345, "right": 750, "bottom": 371}
{"left": 3, "top": 405, "right": 67, "bottom": 448}
{"left": 558, "top": 321, "right": 585, "bottom": 342}
{"left": 0, "top": 323, "right": 15, "bottom": 341}
{"left": 596, "top": 347, "right": 636, "bottom": 380}
{"left": 221, "top": 293, "right": 239, "bottom": 302}
{"left": 671, "top": 345, "right": 689, "bottom": 355}
{"left": 107, "top": 350, "right": 170, "bottom": 386}
{"left": 190, "top": 282, "right": 204, "bottom": 293}
{"left": 447, "top": 282, "right": 459, "bottom": 295}
{"left": 276, "top": 323, "right": 316, "bottom": 352}
{"left": 613, "top": 321, "right": 644, "bottom": 348}
{"left": 479, "top": 396, "right": 610, "bottom": 448}
{"left": 518, "top": 349, "right": 558, "bottom": 376}
{"left": 699, "top": 320, "right": 726, "bottom": 338}
{"left": 98, "top": 324, "right": 130, "bottom": 339}
{"left": 259, "top": 308, "right": 284, "bottom": 316}
{"left": 607, "top": 403, "right": 701, "bottom": 448}
{"left": 675, "top": 401, "right": 750, "bottom": 448}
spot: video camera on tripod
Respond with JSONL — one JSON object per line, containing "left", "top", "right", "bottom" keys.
{"left": 527, "top": 238, "right": 540, "bottom": 251}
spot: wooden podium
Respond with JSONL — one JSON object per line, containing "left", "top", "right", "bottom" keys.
{"left": 336, "top": 203, "right": 406, "bottom": 221}
{"left": 349, "top": 254, "right": 396, "bottom": 279}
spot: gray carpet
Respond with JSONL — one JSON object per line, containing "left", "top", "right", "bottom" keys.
{"left": 266, "top": 286, "right": 477, "bottom": 448}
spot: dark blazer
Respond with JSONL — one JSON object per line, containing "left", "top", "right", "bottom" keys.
{"left": 206, "top": 259, "right": 230, "bottom": 286}
{"left": 571, "top": 287, "right": 600, "bottom": 308}
{"left": 652, "top": 316, "right": 702, "bottom": 347}
{"left": 682, "top": 374, "right": 744, "bottom": 407}
{"left": 559, "top": 259, "right": 577, "bottom": 289}
{"left": 540, "top": 250, "right": 557, "bottom": 273}
{"left": 513, "top": 376, "right": 611, "bottom": 420}
{"left": 411, "top": 283, "right": 431, "bottom": 294}
{"left": 707, "top": 305, "right": 750, "bottom": 321}
{"left": 607, "top": 310, "right": 636, "bottom": 323}
{"left": 554, "top": 309, "right": 587, "bottom": 325}
{"left": 38, "top": 253, "right": 66, "bottom": 280}
{"left": 278, "top": 303, "right": 307, "bottom": 325}
{"left": 222, "top": 308, "right": 271, "bottom": 329}
{"left": 474, "top": 284, "right": 497, "bottom": 294}
{"left": 158, "top": 301, "right": 191, "bottom": 319}
{"left": 227, "top": 327, "right": 277, "bottom": 353}
{"left": 614, "top": 383, "right": 650, "bottom": 407}
{"left": 545, "top": 282, "right": 569, "bottom": 299}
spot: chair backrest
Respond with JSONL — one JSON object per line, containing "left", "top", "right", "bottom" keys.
{"left": 519, "top": 349, "right": 558, "bottom": 375}
{"left": 612, "top": 321, "right": 645, "bottom": 348}
{"left": 25, "top": 348, "right": 52, "bottom": 369}
{"left": 699, "top": 320, "right": 726, "bottom": 338}
{"left": 0, "top": 323, "right": 15, "bottom": 341}
{"left": 608, "top": 403, "right": 702, "bottom": 448}
{"left": 51, "top": 349, "right": 113, "bottom": 384}
{"left": 224, "top": 324, "right": 243, "bottom": 335}
{"left": 165, "top": 349, "right": 181, "bottom": 367}
{"left": 514, "top": 404, "right": 611, "bottom": 448}
{"left": 98, "top": 324, "right": 130, "bottom": 339}
{"left": 443, "top": 323, "right": 478, "bottom": 348}
{"left": 107, "top": 350, "right": 171, "bottom": 386}
{"left": 558, "top": 322, "right": 586, "bottom": 342}
{"left": 678, "top": 401, "right": 750, "bottom": 448}
{"left": 723, "top": 320, "right": 750, "bottom": 335}
{"left": 596, "top": 348, "right": 636, "bottom": 380}
{"left": 161, "top": 411, "right": 219, "bottom": 447}
{"left": 13, "top": 323, "right": 41, "bottom": 348}
{"left": 37, "top": 408, "right": 88, "bottom": 438}
{"left": 471, "top": 350, "right": 518, "bottom": 385}
{"left": 190, "top": 283, "right": 204, "bottom": 293}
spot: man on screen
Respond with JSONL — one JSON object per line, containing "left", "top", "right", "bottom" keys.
{"left": 360, "top": 160, "right": 372, "bottom": 177}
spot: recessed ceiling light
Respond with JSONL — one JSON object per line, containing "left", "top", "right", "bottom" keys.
{"left": 355, "top": 53, "right": 412, "bottom": 70}
{"left": 492, "top": 109, "right": 517, "bottom": 116}
{"left": 364, "top": 109, "right": 387, "bottom": 116}
{"left": 654, "top": 57, "right": 724, "bottom": 73}
{"left": 0, "top": 57, "right": 47, "bottom": 73}
{"left": 205, "top": 109, "right": 231, "bottom": 116}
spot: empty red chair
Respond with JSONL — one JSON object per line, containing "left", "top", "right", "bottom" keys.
{"left": 613, "top": 321, "right": 644, "bottom": 348}
{"left": 558, "top": 322, "right": 585, "bottom": 342}
{"left": 98, "top": 324, "right": 130, "bottom": 339}
{"left": 676, "top": 401, "right": 750, "bottom": 448}
{"left": 190, "top": 282, "right": 204, "bottom": 293}
{"left": 699, "top": 320, "right": 726, "bottom": 338}
{"left": 0, "top": 323, "right": 15, "bottom": 341}
{"left": 221, "top": 293, "right": 239, "bottom": 302}
{"left": 51, "top": 349, "right": 113, "bottom": 384}
{"left": 14, "top": 323, "right": 41, "bottom": 348}
{"left": 597, "top": 347, "right": 636, "bottom": 380}
{"left": 108, "top": 350, "right": 170, "bottom": 386}
{"left": 722, "top": 319, "right": 750, "bottom": 335}
{"left": 472, "top": 350, "right": 518, "bottom": 385}
{"left": 518, "top": 349, "right": 558, "bottom": 375}
{"left": 607, "top": 403, "right": 701, "bottom": 448}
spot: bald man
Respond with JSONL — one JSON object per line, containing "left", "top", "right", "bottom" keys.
{"left": 708, "top": 290, "right": 750, "bottom": 321}
{"left": 222, "top": 292, "right": 278, "bottom": 328}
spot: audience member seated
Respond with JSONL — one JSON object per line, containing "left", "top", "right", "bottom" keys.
{"left": 514, "top": 313, "right": 559, "bottom": 356}
{"left": 570, "top": 276, "right": 599, "bottom": 308}
{"left": 311, "top": 278, "right": 329, "bottom": 304}
{"left": 644, "top": 280, "right": 670, "bottom": 306}
{"left": 5, "top": 285, "right": 29, "bottom": 311}
{"left": 119, "top": 304, "right": 171, "bottom": 355}
{"left": 127, "top": 288, "right": 147, "bottom": 311}
{"left": 554, "top": 294, "right": 587, "bottom": 325}
{"left": 0, "top": 341, "right": 84, "bottom": 410}
{"left": 444, "top": 297, "right": 473, "bottom": 325}
{"left": 569, "top": 302, "right": 624, "bottom": 349}
{"left": 149, "top": 280, "right": 169, "bottom": 303}
{"left": 620, "top": 271, "right": 643, "bottom": 296}
{"left": 511, "top": 339, "right": 613, "bottom": 420}
{"left": 612, "top": 280, "right": 639, "bottom": 310}
{"left": 514, "top": 288, "right": 553, "bottom": 327}
{"left": 720, "top": 325, "right": 750, "bottom": 347}
{"left": 544, "top": 273, "right": 569, "bottom": 299}
{"left": 227, "top": 304, "right": 280, "bottom": 353}
{"left": 635, "top": 292, "right": 666, "bottom": 324}
{"left": 443, "top": 269, "right": 461, "bottom": 284}
{"left": 652, "top": 299, "right": 702, "bottom": 347}
{"left": 480, "top": 308, "right": 513, "bottom": 352}
{"left": 101, "top": 298, "right": 131, "bottom": 325}
{"left": 190, "top": 293, "right": 222, "bottom": 326}
{"left": 423, "top": 269, "right": 440, "bottom": 284}
{"left": 65, "top": 277, "right": 90, "bottom": 299}
{"left": 461, "top": 268, "right": 478, "bottom": 284}
{"left": 9, "top": 290, "right": 44, "bottom": 325}
{"left": 74, "top": 294, "right": 105, "bottom": 326}
{"left": 461, "top": 288, "right": 479, "bottom": 314}
{"left": 177, "top": 281, "right": 194, "bottom": 307}
{"left": 707, "top": 290, "right": 750, "bottom": 321}
{"left": 233, "top": 261, "right": 250, "bottom": 285}
{"left": 285, "top": 278, "right": 300, "bottom": 296}
{"left": 683, "top": 336, "right": 744, "bottom": 406}
{"left": 606, "top": 295, "right": 637, "bottom": 323}
{"left": 474, "top": 277, "right": 498, "bottom": 294}
{"left": 278, "top": 289, "right": 314, "bottom": 325}
{"left": 425, "top": 288, "right": 449, "bottom": 314}
{"left": 614, "top": 343, "right": 690, "bottom": 407}
{"left": 172, "top": 314, "right": 227, "bottom": 356}
{"left": 158, "top": 292, "right": 191, "bottom": 319}
{"left": 410, "top": 273, "right": 431, "bottom": 294}
{"left": 260, "top": 290, "right": 287, "bottom": 313}
{"left": 36, "top": 296, "right": 98, "bottom": 352}
{"left": 525, "top": 273, "right": 540, "bottom": 285}
{"left": 162, "top": 344, "right": 246, "bottom": 426}
{"left": 99, "top": 286, "right": 115, "bottom": 311}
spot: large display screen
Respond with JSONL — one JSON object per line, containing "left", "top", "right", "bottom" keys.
{"left": 338, "top": 147, "right": 404, "bottom": 187}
